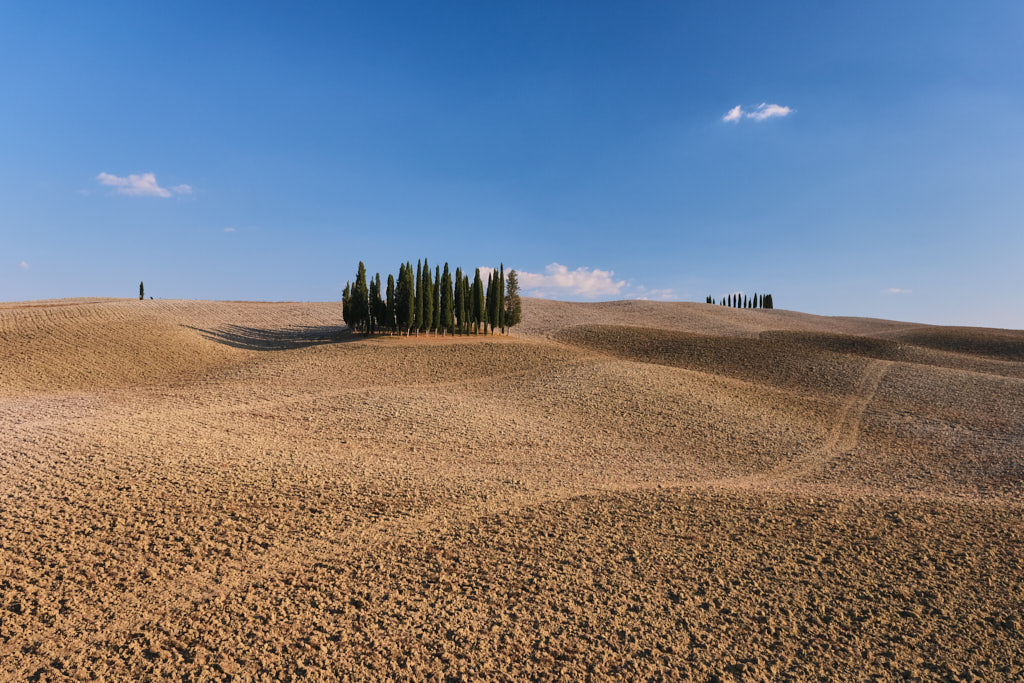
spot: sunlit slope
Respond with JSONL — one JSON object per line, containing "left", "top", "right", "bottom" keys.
{"left": 0, "top": 298, "right": 341, "bottom": 393}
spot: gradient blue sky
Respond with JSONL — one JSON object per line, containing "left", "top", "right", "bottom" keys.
{"left": 3, "top": 2, "right": 1023, "bottom": 327}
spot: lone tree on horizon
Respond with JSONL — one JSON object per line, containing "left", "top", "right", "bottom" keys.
{"left": 139, "top": 281, "right": 144, "bottom": 300}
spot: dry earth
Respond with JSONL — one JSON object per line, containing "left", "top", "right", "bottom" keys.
{"left": 2, "top": 296, "right": 1023, "bottom": 680}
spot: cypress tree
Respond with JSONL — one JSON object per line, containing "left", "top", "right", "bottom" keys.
{"left": 454, "top": 267, "right": 463, "bottom": 333}
{"left": 415, "top": 259, "right": 423, "bottom": 335}
{"left": 139, "top": 281, "right": 144, "bottom": 300}
{"left": 484, "top": 270, "right": 495, "bottom": 334}
{"left": 372, "top": 274, "right": 384, "bottom": 332}
{"left": 472, "top": 268, "right": 484, "bottom": 333}
{"left": 504, "top": 269, "right": 522, "bottom": 329}
{"left": 352, "top": 261, "right": 370, "bottom": 333}
{"left": 342, "top": 282, "right": 350, "bottom": 325}
{"left": 498, "top": 264, "right": 506, "bottom": 333}
{"left": 394, "top": 265, "right": 405, "bottom": 331}
{"left": 433, "top": 264, "right": 441, "bottom": 333}
{"left": 463, "top": 274, "right": 471, "bottom": 331}
{"left": 368, "top": 275, "right": 377, "bottom": 333}
{"left": 386, "top": 274, "right": 396, "bottom": 333}
{"left": 421, "top": 259, "right": 433, "bottom": 334}
{"left": 374, "top": 274, "right": 385, "bottom": 331}
{"left": 441, "top": 263, "right": 454, "bottom": 334}
{"left": 400, "top": 262, "right": 415, "bottom": 333}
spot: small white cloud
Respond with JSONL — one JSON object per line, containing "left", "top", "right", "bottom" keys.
{"left": 77, "top": 189, "right": 90, "bottom": 196}
{"left": 747, "top": 102, "right": 792, "bottom": 121}
{"left": 19, "top": 260, "right": 29, "bottom": 270}
{"left": 722, "top": 103, "right": 794, "bottom": 123}
{"left": 96, "top": 172, "right": 192, "bottom": 198}
{"left": 514, "top": 262, "right": 627, "bottom": 299}
{"left": 885, "top": 287, "right": 911, "bottom": 294}
{"left": 223, "top": 227, "right": 237, "bottom": 233}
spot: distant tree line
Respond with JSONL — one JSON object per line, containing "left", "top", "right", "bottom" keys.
{"left": 342, "top": 260, "right": 522, "bottom": 335}
{"left": 705, "top": 292, "right": 774, "bottom": 309}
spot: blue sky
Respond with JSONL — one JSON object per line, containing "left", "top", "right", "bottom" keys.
{"left": 2, "top": 2, "right": 1022, "bottom": 328}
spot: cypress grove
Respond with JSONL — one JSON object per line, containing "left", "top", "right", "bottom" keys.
{"left": 344, "top": 261, "right": 523, "bottom": 335}
{"left": 706, "top": 292, "right": 776, "bottom": 309}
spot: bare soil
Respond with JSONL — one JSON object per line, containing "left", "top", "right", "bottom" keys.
{"left": 2, "top": 297, "right": 1022, "bottom": 680}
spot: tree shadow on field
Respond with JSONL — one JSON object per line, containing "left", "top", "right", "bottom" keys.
{"left": 186, "top": 324, "right": 355, "bottom": 351}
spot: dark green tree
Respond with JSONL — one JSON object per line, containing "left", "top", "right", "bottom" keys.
{"left": 386, "top": 274, "right": 397, "bottom": 332}
{"left": 472, "top": 268, "right": 484, "bottom": 333}
{"left": 440, "top": 263, "right": 453, "bottom": 334}
{"left": 463, "top": 274, "right": 471, "bottom": 332}
{"left": 368, "top": 274, "right": 379, "bottom": 333}
{"left": 376, "top": 274, "right": 386, "bottom": 331}
{"left": 454, "top": 267, "right": 464, "bottom": 333}
{"left": 504, "top": 269, "right": 522, "bottom": 329}
{"left": 139, "top": 281, "right": 144, "bottom": 300}
{"left": 498, "top": 265, "right": 506, "bottom": 333}
{"left": 350, "top": 261, "right": 370, "bottom": 333}
{"left": 433, "top": 264, "right": 441, "bottom": 332}
{"left": 414, "top": 259, "right": 423, "bottom": 334}
{"left": 399, "top": 262, "right": 415, "bottom": 333}
{"left": 421, "top": 258, "right": 433, "bottom": 334}
{"left": 342, "top": 282, "right": 351, "bottom": 325}
{"left": 484, "top": 270, "right": 495, "bottom": 334}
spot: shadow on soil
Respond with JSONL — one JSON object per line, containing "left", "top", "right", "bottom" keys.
{"left": 186, "top": 324, "right": 354, "bottom": 350}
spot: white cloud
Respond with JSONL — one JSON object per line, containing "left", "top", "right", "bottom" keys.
{"left": 96, "top": 172, "right": 192, "bottom": 198}
{"left": 885, "top": 287, "right": 911, "bottom": 294}
{"left": 747, "top": 102, "right": 792, "bottom": 121}
{"left": 18, "top": 260, "right": 29, "bottom": 270}
{"left": 722, "top": 103, "right": 794, "bottom": 123}
{"left": 223, "top": 227, "right": 237, "bottom": 233}
{"left": 513, "top": 262, "right": 627, "bottom": 299}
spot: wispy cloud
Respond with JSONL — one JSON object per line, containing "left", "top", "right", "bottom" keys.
{"left": 885, "top": 287, "right": 911, "bottom": 294}
{"left": 722, "top": 102, "right": 794, "bottom": 123}
{"left": 722, "top": 105, "right": 743, "bottom": 123}
{"left": 223, "top": 227, "right": 237, "bottom": 233}
{"left": 96, "top": 172, "right": 192, "bottom": 198}
{"left": 18, "top": 260, "right": 29, "bottom": 270}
